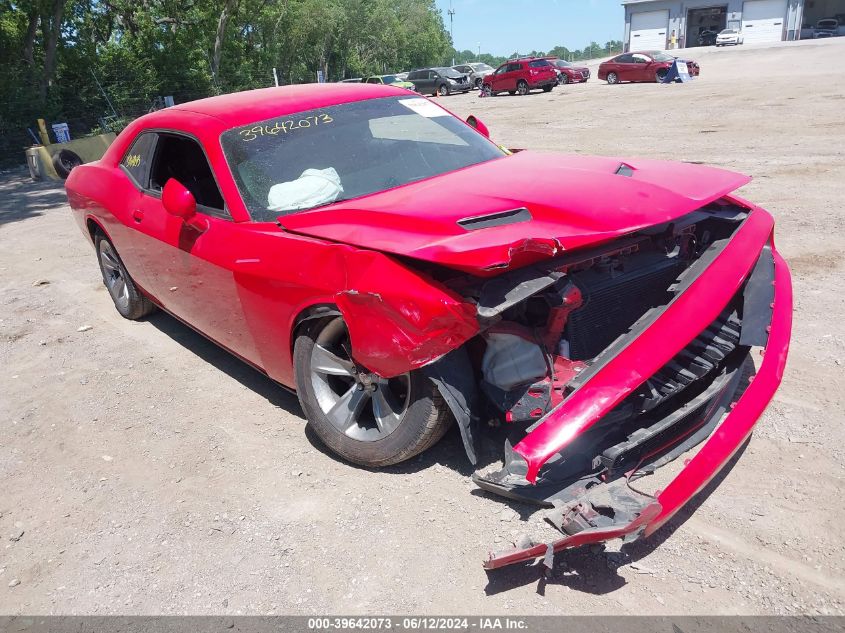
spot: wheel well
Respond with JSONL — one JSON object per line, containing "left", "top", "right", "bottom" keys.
{"left": 291, "top": 304, "right": 342, "bottom": 352}
{"left": 86, "top": 218, "right": 104, "bottom": 242}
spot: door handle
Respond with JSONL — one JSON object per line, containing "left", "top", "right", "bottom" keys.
{"left": 132, "top": 209, "right": 144, "bottom": 223}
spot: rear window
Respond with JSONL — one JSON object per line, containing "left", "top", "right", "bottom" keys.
{"left": 528, "top": 59, "right": 551, "bottom": 68}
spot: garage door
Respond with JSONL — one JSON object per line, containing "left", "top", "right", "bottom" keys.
{"left": 630, "top": 10, "right": 669, "bottom": 50}
{"left": 741, "top": 0, "right": 787, "bottom": 43}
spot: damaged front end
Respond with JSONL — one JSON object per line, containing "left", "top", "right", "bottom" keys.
{"left": 418, "top": 199, "right": 791, "bottom": 569}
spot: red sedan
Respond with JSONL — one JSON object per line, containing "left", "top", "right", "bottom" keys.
{"left": 598, "top": 50, "right": 700, "bottom": 84}
{"left": 66, "top": 84, "right": 790, "bottom": 569}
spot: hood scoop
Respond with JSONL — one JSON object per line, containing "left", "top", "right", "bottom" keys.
{"left": 457, "top": 207, "right": 532, "bottom": 231}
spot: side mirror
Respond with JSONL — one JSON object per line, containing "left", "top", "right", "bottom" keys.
{"left": 466, "top": 115, "right": 490, "bottom": 138}
{"left": 162, "top": 178, "right": 197, "bottom": 221}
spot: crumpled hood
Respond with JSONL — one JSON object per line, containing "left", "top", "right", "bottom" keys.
{"left": 278, "top": 151, "right": 750, "bottom": 275}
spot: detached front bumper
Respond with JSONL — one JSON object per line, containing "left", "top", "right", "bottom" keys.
{"left": 483, "top": 210, "right": 792, "bottom": 570}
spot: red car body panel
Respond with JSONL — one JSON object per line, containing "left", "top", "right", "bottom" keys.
{"left": 485, "top": 245, "right": 791, "bottom": 569}
{"left": 512, "top": 206, "right": 774, "bottom": 483}
{"left": 280, "top": 152, "right": 750, "bottom": 275}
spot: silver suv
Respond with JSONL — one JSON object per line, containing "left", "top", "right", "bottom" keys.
{"left": 452, "top": 62, "right": 495, "bottom": 89}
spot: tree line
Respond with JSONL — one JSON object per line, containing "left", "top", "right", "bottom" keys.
{"left": 0, "top": 0, "right": 620, "bottom": 166}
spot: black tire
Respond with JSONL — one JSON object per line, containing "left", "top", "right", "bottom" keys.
{"left": 436, "top": 83, "right": 450, "bottom": 97}
{"left": 52, "top": 149, "right": 83, "bottom": 180}
{"left": 474, "top": 77, "right": 482, "bottom": 89}
{"left": 294, "top": 317, "right": 452, "bottom": 467}
{"left": 558, "top": 74, "right": 569, "bottom": 85}
{"left": 94, "top": 232, "right": 156, "bottom": 320}
{"left": 516, "top": 80, "right": 529, "bottom": 95}
{"left": 607, "top": 72, "right": 619, "bottom": 85}
{"left": 481, "top": 83, "right": 494, "bottom": 96}
{"left": 542, "top": 84, "right": 553, "bottom": 92}
{"left": 656, "top": 68, "right": 668, "bottom": 83}
{"left": 508, "top": 90, "right": 516, "bottom": 95}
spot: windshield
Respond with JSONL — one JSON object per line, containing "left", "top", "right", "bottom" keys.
{"left": 471, "top": 63, "right": 493, "bottom": 72}
{"left": 720, "top": 29, "right": 737, "bottom": 34}
{"left": 220, "top": 96, "right": 506, "bottom": 220}
{"left": 648, "top": 51, "right": 675, "bottom": 62}
{"left": 554, "top": 59, "right": 572, "bottom": 67}
{"left": 436, "top": 67, "right": 463, "bottom": 78}
{"left": 382, "top": 75, "right": 398, "bottom": 84}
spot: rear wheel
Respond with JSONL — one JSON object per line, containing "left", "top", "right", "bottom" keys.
{"left": 294, "top": 317, "right": 452, "bottom": 467}
{"left": 516, "top": 80, "right": 529, "bottom": 95}
{"left": 607, "top": 72, "right": 618, "bottom": 85}
{"left": 94, "top": 233, "right": 155, "bottom": 320}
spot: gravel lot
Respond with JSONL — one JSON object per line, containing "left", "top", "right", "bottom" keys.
{"left": 1, "top": 38, "right": 844, "bottom": 615}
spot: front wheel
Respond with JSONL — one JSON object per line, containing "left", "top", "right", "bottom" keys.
{"left": 656, "top": 69, "right": 668, "bottom": 82}
{"left": 294, "top": 317, "right": 452, "bottom": 467}
{"left": 436, "top": 83, "right": 450, "bottom": 97}
{"left": 516, "top": 80, "right": 529, "bottom": 95}
{"left": 558, "top": 74, "right": 569, "bottom": 85}
{"left": 481, "top": 83, "right": 493, "bottom": 96}
{"left": 606, "top": 72, "right": 618, "bottom": 85}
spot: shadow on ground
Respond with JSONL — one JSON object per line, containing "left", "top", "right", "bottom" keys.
{"left": 0, "top": 169, "right": 68, "bottom": 226}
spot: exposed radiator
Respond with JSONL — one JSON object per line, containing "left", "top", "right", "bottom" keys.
{"left": 566, "top": 257, "right": 685, "bottom": 360}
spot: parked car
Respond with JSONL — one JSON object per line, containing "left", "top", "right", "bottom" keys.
{"left": 815, "top": 18, "right": 841, "bottom": 37}
{"left": 364, "top": 74, "right": 415, "bottom": 90}
{"left": 406, "top": 67, "right": 471, "bottom": 96}
{"left": 598, "top": 51, "right": 700, "bottom": 84}
{"left": 544, "top": 57, "right": 590, "bottom": 84}
{"left": 716, "top": 28, "right": 744, "bottom": 46}
{"left": 452, "top": 62, "right": 495, "bottom": 89}
{"left": 481, "top": 57, "right": 558, "bottom": 96}
{"left": 698, "top": 29, "right": 719, "bottom": 46}
{"left": 65, "top": 83, "right": 791, "bottom": 571}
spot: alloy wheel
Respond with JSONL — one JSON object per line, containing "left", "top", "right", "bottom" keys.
{"left": 98, "top": 240, "right": 130, "bottom": 311}
{"left": 309, "top": 318, "right": 411, "bottom": 442}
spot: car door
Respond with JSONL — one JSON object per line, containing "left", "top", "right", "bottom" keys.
{"left": 419, "top": 70, "right": 436, "bottom": 94}
{"left": 631, "top": 53, "right": 653, "bottom": 81}
{"left": 128, "top": 131, "right": 262, "bottom": 365}
{"left": 612, "top": 54, "right": 635, "bottom": 81}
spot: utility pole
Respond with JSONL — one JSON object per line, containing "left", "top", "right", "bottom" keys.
{"left": 448, "top": 0, "right": 456, "bottom": 66}
{"left": 477, "top": 41, "right": 481, "bottom": 61}
{"left": 272, "top": 67, "right": 279, "bottom": 87}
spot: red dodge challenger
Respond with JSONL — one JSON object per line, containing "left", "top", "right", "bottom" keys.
{"left": 66, "top": 84, "right": 791, "bottom": 569}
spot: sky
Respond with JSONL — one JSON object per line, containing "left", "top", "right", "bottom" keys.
{"left": 433, "top": 0, "right": 625, "bottom": 56}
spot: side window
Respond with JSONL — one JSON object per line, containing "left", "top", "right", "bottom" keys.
{"left": 149, "top": 134, "right": 225, "bottom": 213}
{"left": 632, "top": 54, "right": 650, "bottom": 64}
{"left": 365, "top": 77, "right": 379, "bottom": 84}
{"left": 121, "top": 132, "right": 157, "bottom": 188}
{"left": 494, "top": 65, "right": 507, "bottom": 75}
{"left": 616, "top": 54, "right": 634, "bottom": 64}
{"left": 428, "top": 70, "right": 437, "bottom": 79}
{"left": 507, "top": 63, "right": 522, "bottom": 72}
{"left": 407, "top": 71, "right": 419, "bottom": 80}
{"left": 528, "top": 59, "right": 549, "bottom": 68}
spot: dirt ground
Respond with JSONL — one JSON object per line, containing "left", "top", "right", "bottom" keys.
{"left": 1, "top": 38, "right": 844, "bottom": 616}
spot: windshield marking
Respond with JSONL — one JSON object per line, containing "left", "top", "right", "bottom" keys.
{"left": 238, "top": 113, "right": 334, "bottom": 142}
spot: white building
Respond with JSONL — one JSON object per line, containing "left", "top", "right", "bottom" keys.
{"left": 622, "top": 0, "right": 844, "bottom": 50}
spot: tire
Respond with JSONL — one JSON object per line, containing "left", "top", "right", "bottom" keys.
{"left": 656, "top": 69, "right": 668, "bottom": 83}
{"left": 436, "top": 83, "right": 450, "bottom": 97}
{"left": 508, "top": 90, "right": 516, "bottom": 95}
{"left": 52, "top": 149, "right": 83, "bottom": 179}
{"left": 474, "top": 78, "right": 482, "bottom": 89}
{"left": 516, "top": 80, "right": 529, "bottom": 95}
{"left": 558, "top": 74, "right": 569, "bottom": 85}
{"left": 607, "top": 72, "right": 618, "bottom": 85}
{"left": 481, "top": 83, "right": 493, "bottom": 96}
{"left": 294, "top": 317, "right": 452, "bottom": 467}
{"left": 542, "top": 84, "right": 553, "bottom": 92}
{"left": 94, "top": 232, "right": 156, "bottom": 320}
